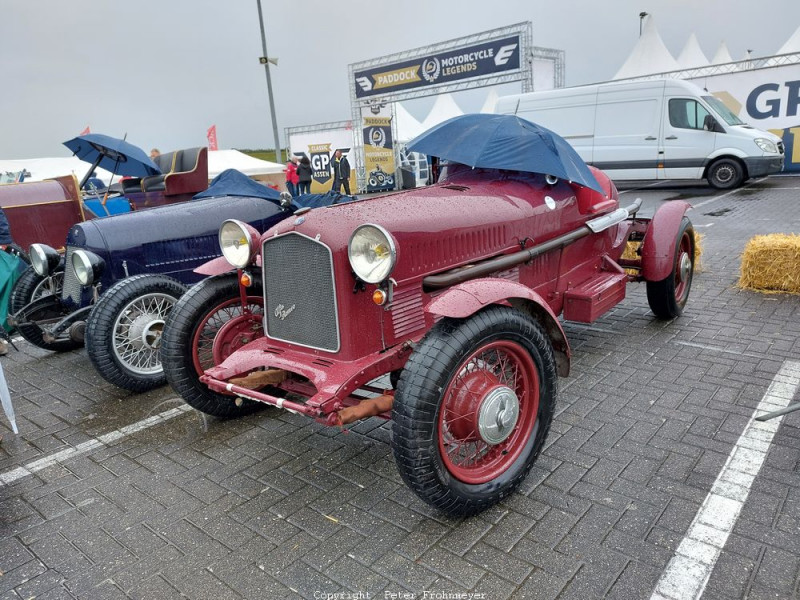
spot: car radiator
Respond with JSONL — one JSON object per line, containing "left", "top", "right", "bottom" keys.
{"left": 61, "top": 247, "right": 83, "bottom": 304}
{"left": 262, "top": 232, "right": 339, "bottom": 352}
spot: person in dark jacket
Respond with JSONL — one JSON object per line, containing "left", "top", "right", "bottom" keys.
{"left": 296, "top": 155, "right": 312, "bottom": 196}
{"left": 331, "top": 150, "right": 351, "bottom": 195}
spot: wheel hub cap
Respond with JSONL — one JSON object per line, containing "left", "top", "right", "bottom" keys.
{"left": 679, "top": 252, "right": 692, "bottom": 283}
{"left": 128, "top": 314, "right": 165, "bottom": 350}
{"left": 477, "top": 386, "right": 520, "bottom": 444}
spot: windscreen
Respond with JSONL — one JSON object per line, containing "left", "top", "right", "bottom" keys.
{"left": 703, "top": 96, "right": 745, "bottom": 126}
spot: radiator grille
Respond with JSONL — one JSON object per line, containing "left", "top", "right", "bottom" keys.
{"left": 61, "top": 247, "right": 82, "bottom": 304}
{"left": 262, "top": 233, "right": 339, "bottom": 351}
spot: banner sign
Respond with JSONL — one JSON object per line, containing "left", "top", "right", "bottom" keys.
{"left": 354, "top": 35, "right": 521, "bottom": 99}
{"left": 361, "top": 104, "right": 396, "bottom": 192}
{"left": 288, "top": 129, "right": 357, "bottom": 193}
{"left": 687, "top": 63, "right": 800, "bottom": 172}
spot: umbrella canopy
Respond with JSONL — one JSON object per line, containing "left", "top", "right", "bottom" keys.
{"left": 407, "top": 113, "right": 604, "bottom": 194}
{"left": 63, "top": 133, "right": 161, "bottom": 185}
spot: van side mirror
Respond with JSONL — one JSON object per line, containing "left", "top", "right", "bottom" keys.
{"left": 704, "top": 114, "right": 722, "bottom": 132}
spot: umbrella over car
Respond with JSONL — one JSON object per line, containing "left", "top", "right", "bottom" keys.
{"left": 63, "top": 133, "right": 162, "bottom": 190}
{"left": 407, "top": 113, "right": 605, "bottom": 194}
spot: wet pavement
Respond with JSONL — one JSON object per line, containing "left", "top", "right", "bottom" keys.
{"left": 1, "top": 176, "right": 799, "bottom": 599}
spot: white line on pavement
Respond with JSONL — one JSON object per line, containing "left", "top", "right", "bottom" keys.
{"left": 691, "top": 177, "right": 766, "bottom": 210}
{"left": 0, "top": 404, "right": 193, "bottom": 486}
{"left": 651, "top": 360, "right": 800, "bottom": 600}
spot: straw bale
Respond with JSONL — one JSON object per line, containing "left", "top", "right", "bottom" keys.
{"left": 621, "top": 231, "right": 703, "bottom": 275}
{"left": 738, "top": 233, "right": 800, "bottom": 294}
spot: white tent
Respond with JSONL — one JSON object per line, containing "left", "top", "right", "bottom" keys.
{"left": 480, "top": 89, "right": 499, "bottom": 114}
{"left": 394, "top": 103, "right": 425, "bottom": 142}
{"left": 777, "top": 25, "right": 800, "bottom": 55}
{"left": 710, "top": 41, "right": 734, "bottom": 64}
{"left": 207, "top": 149, "right": 283, "bottom": 179}
{"left": 613, "top": 15, "right": 680, "bottom": 79}
{"left": 420, "top": 94, "right": 464, "bottom": 131}
{"left": 676, "top": 33, "right": 709, "bottom": 69}
{"left": 0, "top": 156, "right": 116, "bottom": 185}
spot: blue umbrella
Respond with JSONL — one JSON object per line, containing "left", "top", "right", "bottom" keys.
{"left": 63, "top": 133, "right": 162, "bottom": 190}
{"left": 407, "top": 113, "right": 605, "bottom": 194}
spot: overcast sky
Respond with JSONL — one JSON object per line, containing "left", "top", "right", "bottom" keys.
{"left": 2, "top": 0, "right": 799, "bottom": 159}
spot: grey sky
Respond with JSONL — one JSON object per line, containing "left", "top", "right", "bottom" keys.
{"left": 2, "top": 0, "right": 798, "bottom": 159}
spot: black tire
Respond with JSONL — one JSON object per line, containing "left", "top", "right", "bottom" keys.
{"left": 392, "top": 306, "right": 557, "bottom": 517}
{"left": 85, "top": 274, "right": 187, "bottom": 392}
{"left": 646, "top": 216, "right": 695, "bottom": 319}
{"left": 10, "top": 267, "right": 78, "bottom": 351}
{"left": 162, "top": 273, "right": 265, "bottom": 418}
{"left": 707, "top": 158, "right": 744, "bottom": 189}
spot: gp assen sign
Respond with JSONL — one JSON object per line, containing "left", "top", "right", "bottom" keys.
{"left": 354, "top": 35, "right": 521, "bottom": 98}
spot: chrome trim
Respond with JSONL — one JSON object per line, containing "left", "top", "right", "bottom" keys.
{"left": 262, "top": 231, "right": 341, "bottom": 353}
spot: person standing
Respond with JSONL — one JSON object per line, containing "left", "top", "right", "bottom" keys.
{"left": 331, "top": 150, "right": 351, "bottom": 195}
{"left": 285, "top": 156, "right": 299, "bottom": 197}
{"left": 296, "top": 156, "right": 312, "bottom": 196}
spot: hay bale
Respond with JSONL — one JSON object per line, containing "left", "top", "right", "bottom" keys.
{"left": 621, "top": 231, "right": 703, "bottom": 275}
{"left": 739, "top": 233, "right": 800, "bottom": 294}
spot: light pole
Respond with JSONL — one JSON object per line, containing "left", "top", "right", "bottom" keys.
{"left": 639, "top": 12, "right": 648, "bottom": 37}
{"left": 256, "top": 0, "right": 282, "bottom": 163}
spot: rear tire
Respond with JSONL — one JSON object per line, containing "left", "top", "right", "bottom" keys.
{"left": 162, "top": 273, "right": 265, "bottom": 418}
{"left": 707, "top": 158, "right": 744, "bottom": 189}
{"left": 392, "top": 306, "right": 557, "bottom": 517}
{"left": 86, "top": 274, "right": 187, "bottom": 392}
{"left": 646, "top": 217, "right": 695, "bottom": 319}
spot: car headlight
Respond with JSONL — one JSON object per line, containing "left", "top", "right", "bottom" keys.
{"left": 219, "top": 219, "right": 257, "bottom": 269}
{"left": 71, "top": 250, "right": 104, "bottom": 286}
{"left": 30, "top": 243, "right": 60, "bottom": 277}
{"left": 348, "top": 224, "right": 397, "bottom": 284}
{"left": 755, "top": 138, "right": 778, "bottom": 153}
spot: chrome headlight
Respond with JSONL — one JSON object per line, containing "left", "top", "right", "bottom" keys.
{"left": 30, "top": 243, "right": 60, "bottom": 277}
{"left": 219, "top": 220, "right": 256, "bottom": 269}
{"left": 71, "top": 250, "right": 104, "bottom": 285}
{"left": 755, "top": 138, "right": 778, "bottom": 153}
{"left": 348, "top": 224, "right": 397, "bottom": 284}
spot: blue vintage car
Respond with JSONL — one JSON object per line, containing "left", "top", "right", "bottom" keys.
{"left": 10, "top": 170, "right": 296, "bottom": 390}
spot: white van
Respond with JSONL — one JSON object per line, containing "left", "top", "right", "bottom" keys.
{"left": 495, "top": 78, "right": 784, "bottom": 189}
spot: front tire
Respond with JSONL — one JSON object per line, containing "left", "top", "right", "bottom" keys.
{"left": 707, "top": 158, "right": 744, "bottom": 189}
{"left": 10, "top": 267, "right": 79, "bottom": 351}
{"left": 392, "top": 306, "right": 557, "bottom": 517}
{"left": 646, "top": 216, "right": 695, "bottom": 319}
{"left": 85, "top": 274, "right": 187, "bottom": 392}
{"left": 162, "top": 273, "right": 265, "bottom": 418}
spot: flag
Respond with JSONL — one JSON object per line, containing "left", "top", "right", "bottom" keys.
{"left": 80, "top": 125, "right": 91, "bottom": 135}
{"left": 207, "top": 125, "right": 218, "bottom": 151}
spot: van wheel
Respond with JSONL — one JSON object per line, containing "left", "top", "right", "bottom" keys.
{"left": 707, "top": 158, "right": 743, "bottom": 189}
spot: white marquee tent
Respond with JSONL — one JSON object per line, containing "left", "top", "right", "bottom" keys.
{"left": 613, "top": 15, "right": 680, "bottom": 79}
{"left": 419, "top": 94, "right": 464, "bottom": 131}
{"left": 394, "top": 103, "right": 425, "bottom": 143}
{"left": 710, "top": 41, "right": 734, "bottom": 64}
{"left": 207, "top": 149, "right": 283, "bottom": 179}
{"left": 777, "top": 24, "right": 800, "bottom": 55}
{"left": 480, "top": 89, "right": 500, "bottom": 114}
{"left": 676, "top": 33, "right": 709, "bottom": 69}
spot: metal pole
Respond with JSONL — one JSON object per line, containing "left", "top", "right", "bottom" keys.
{"left": 639, "top": 12, "right": 648, "bottom": 37}
{"left": 256, "top": 0, "right": 282, "bottom": 163}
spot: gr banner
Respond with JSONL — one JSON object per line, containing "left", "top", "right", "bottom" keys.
{"left": 688, "top": 63, "right": 800, "bottom": 172}
{"left": 354, "top": 35, "right": 521, "bottom": 99}
{"left": 362, "top": 105, "right": 395, "bottom": 192}
{"left": 288, "top": 129, "right": 357, "bottom": 194}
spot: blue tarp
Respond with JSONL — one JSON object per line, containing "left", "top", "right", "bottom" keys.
{"left": 292, "top": 191, "right": 357, "bottom": 210}
{"left": 193, "top": 169, "right": 282, "bottom": 201}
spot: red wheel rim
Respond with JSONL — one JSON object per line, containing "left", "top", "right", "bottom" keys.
{"left": 674, "top": 231, "right": 693, "bottom": 302}
{"left": 191, "top": 297, "right": 263, "bottom": 376}
{"left": 437, "top": 340, "right": 540, "bottom": 484}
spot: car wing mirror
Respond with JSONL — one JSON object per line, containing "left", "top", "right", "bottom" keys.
{"left": 704, "top": 114, "right": 721, "bottom": 132}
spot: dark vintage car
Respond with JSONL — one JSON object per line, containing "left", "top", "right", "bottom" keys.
{"left": 8, "top": 170, "right": 293, "bottom": 390}
{"left": 161, "top": 122, "right": 696, "bottom": 516}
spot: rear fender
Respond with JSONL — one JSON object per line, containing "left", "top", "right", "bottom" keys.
{"left": 424, "top": 278, "right": 571, "bottom": 377}
{"left": 641, "top": 201, "right": 691, "bottom": 281}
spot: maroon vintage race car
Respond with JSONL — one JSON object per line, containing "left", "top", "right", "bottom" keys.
{"left": 161, "top": 158, "right": 694, "bottom": 517}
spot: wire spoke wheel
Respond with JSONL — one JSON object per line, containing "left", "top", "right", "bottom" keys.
{"left": 112, "top": 292, "right": 176, "bottom": 375}
{"left": 192, "top": 297, "right": 263, "bottom": 375}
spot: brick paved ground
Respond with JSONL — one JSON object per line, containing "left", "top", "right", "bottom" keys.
{"left": 1, "top": 176, "right": 799, "bottom": 599}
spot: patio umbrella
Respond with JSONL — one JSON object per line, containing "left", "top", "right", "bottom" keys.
{"left": 407, "top": 113, "right": 605, "bottom": 194}
{"left": 63, "top": 133, "right": 162, "bottom": 190}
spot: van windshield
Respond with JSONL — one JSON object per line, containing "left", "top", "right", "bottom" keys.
{"left": 702, "top": 96, "right": 745, "bottom": 126}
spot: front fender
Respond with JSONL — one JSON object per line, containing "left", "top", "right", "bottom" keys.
{"left": 424, "top": 278, "right": 571, "bottom": 377}
{"left": 641, "top": 201, "right": 691, "bottom": 282}
{"left": 194, "top": 256, "right": 234, "bottom": 276}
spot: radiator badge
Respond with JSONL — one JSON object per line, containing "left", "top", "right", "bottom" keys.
{"left": 274, "top": 303, "right": 296, "bottom": 320}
